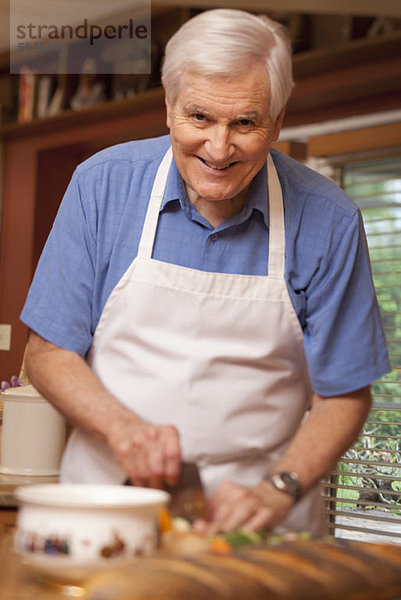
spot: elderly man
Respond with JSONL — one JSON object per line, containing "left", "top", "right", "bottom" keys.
{"left": 21, "top": 9, "right": 389, "bottom": 536}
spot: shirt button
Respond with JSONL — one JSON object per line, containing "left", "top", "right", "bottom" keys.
{"left": 210, "top": 233, "right": 219, "bottom": 242}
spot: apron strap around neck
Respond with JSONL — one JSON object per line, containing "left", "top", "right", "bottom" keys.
{"left": 267, "top": 153, "right": 285, "bottom": 278}
{"left": 138, "top": 147, "right": 285, "bottom": 278}
{"left": 137, "top": 146, "right": 173, "bottom": 259}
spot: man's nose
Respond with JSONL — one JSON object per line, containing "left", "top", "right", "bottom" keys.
{"left": 204, "top": 125, "right": 234, "bottom": 162}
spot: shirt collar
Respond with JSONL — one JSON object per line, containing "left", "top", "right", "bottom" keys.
{"left": 161, "top": 156, "right": 269, "bottom": 229}
{"left": 161, "top": 159, "right": 188, "bottom": 211}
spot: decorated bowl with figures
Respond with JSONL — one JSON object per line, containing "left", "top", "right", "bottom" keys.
{"left": 15, "top": 483, "right": 170, "bottom": 582}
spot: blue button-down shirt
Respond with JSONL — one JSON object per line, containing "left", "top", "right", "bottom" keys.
{"left": 21, "top": 134, "right": 390, "bottom": 396}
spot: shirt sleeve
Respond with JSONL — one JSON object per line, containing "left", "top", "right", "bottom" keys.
{"left": 303, "top": 208, "right": 391, "bottom": 397}
{"left": 20, "top": 169, "right": 97, "bottom": 356}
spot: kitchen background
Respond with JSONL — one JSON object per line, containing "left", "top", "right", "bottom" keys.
{"left": 0, "top": 0, "right": 400, "bottom": 543}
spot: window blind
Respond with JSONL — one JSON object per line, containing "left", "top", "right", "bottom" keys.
{"left": 322, "top": 155, "right": 401, "bottom": 543}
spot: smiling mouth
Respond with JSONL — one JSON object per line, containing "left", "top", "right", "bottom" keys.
{"left": 198, "top": 157, "right": 236, "bottom": 171}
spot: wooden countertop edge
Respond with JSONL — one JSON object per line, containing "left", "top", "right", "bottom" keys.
{"left": 0, "top": 475, "right": 59, "bottom": 507}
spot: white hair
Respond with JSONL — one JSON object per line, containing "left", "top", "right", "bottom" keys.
{"left": 161, "top": 9, "right": 294, "bottom": 120}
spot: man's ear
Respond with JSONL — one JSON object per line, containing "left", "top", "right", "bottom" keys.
{"left": 165, "top": 95, "right": 171, "bottom": 129}
{"left": 272, "top": 107, "right": 286, "bottom": 142}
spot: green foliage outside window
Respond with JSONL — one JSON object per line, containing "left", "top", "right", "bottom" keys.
{"left": 336, "top": 159, "right": 401, "bottom": 516}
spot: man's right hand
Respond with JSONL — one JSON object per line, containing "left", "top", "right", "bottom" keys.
{"left": 108, "top": 421, "right": 181, "bottom": 489}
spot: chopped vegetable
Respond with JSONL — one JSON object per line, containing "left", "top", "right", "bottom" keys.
{"left": 159, "top": 508, "right": 173, "bottom": 534}
{"left": 209, "top": 537, "right": 232, "bottom": 555}
{"left": 217, "top": 528, "right": 265, "bottom": 549}
{"left": 163, "top": 515, "right": 314, "bottom": 555}
{"left": 171, "top": 517, "right": 192, "bottom": 532}
{"left": 162, "top": 530, "right": 210, "bottom": 554}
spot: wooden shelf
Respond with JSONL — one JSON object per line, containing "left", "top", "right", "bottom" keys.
{"left": 1, "top": 86, "right": 166, "bottom": 141}
{"left": 286, "top": 31, "right": 401, "bottom": 126}
{"left": 292, "top": 30, "right": 401, "bottom": 76}
{"left": 2, "top": 30, "right": 400, "bottom": 135}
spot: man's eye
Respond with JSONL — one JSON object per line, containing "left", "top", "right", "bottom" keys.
{"left": 238, "top": 119, "right": 253, "bottom": 127}
{"left": 192, "top": 113, "right": 206, "bottom": 122}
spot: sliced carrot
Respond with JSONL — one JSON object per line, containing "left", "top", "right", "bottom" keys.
{"left": 209, "top": 536, "right": 233, "bottom": 555}
{"left": 159, "top": 508, "right": 173, "bottom": 533}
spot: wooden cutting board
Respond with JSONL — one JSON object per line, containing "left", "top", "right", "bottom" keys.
{"left": 2, "top": 534, "right": 401, "bottom": 600}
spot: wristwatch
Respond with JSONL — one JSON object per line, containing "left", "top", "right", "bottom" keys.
{"left": 263, "top": 471, "right": 301, "bottom": 501}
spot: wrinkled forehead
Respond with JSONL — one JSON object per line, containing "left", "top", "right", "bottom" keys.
{"left": 172, "top": 66, "right": 271, "bottom": 107}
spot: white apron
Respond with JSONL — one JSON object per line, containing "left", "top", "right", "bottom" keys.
{"left": 61, "top": 148, "right": 326, "bottom": 535}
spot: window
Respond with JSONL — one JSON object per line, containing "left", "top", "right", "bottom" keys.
{"left": 324, "top": 155, "right": 401, "bottom": 543}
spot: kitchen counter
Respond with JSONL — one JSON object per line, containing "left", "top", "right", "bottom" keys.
{"left": 0, "top": 534, "right": 67, "bottom": 600}
{"left": 0, "top": 472, "right": 58, "bottom": 507}
{"left": 1, "top": 534, "right": 401, "bottom": 600}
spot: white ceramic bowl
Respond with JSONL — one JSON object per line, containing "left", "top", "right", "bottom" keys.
{"left": 15, "top": 484, "right": 170, "bottom": 581}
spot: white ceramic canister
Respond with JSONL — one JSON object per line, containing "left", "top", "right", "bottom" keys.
{"left": 0, "top": 385, "right": 66, "bottom": 475}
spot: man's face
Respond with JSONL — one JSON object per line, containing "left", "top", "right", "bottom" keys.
{"left": 165, "top": 65, "right": 284, "bottom": 209}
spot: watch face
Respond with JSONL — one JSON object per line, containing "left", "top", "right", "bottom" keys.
{"left": 281, "top": 473, "right": 298, "bottom": 494}
{"left": 269, "top": 472, "right": 300, "bottom": 500}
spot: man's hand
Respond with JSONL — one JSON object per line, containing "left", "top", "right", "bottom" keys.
{"left": 193, "top": 480, "right": 294, "bottom": 535}
{"left": 108, "top": 421, "right": 181, "bottom": 489}
{"left": 194, "top": 387, "right": 372, "bottom": 535}
{"left": 25, "top": 331, "right": 182, "bottom": 488}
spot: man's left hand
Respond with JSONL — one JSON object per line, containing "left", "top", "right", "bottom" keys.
{"left": 193, "top": 479, "right": 294, "bottom": 535}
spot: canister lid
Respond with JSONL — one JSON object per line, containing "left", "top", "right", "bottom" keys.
{"left": 1, "top": 384, "right": 46, "bottom": 402}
